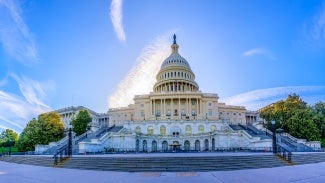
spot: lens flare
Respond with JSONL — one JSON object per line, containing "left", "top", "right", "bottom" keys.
{"left": 108, "top": 32, "right": 175, "bottom": 108}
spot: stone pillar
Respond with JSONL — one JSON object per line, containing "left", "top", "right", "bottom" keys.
{"left": 153, "top": 99, "right": 156, "bottom": 119}
{"left": 196, "top": 98, "right": 199, "bottom": 117}
{"left": 199, "top": 99, "right": 202, "bottom": 117}
{"left": 189, "top": 98, "right": 192, "bottom": 118}
{"left": 150, "top": 100, "right": 152, "bottom": 116}
{"left": 163, "top": 98, "right": 166, "bottom": 117}
{"left": 178, "top": 98, "right": 181, "bottom": 119}
{"left": 160, "top": 99, "right": 163, "bottom": 111}
{"left": 171, "top": 98, "right": 173, "bottom": 119}
{"left": 186, "top": 98, "right": 189, "bottom": 115}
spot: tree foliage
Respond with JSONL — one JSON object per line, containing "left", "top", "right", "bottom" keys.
{"left": 312, "top": 101, "right": 325, "bottom": 137}
{"left": 287, "top": 109, "right": 320, "bottom": 141}
{"left": 259, "top": 94, "right": 324, "bottom": 141}
{"left": 72, "top": 110, "right": 92, "bottom": 136}
{"left": 0, "top": 129, "right": 19, "bottom": 147}
{"left": 17, "top": 112, "right": 65, "bottom": 152}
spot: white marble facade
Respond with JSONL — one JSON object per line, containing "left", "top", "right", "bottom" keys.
{"left": 78, "top": 36, "right": 272, "bottom": 153}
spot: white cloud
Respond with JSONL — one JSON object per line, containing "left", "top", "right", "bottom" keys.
{"left": 243, "top": 47, "right": 275, "bottom": 60}
{"left": 0, "top": 74, "right": 53, "bottom": 133}
{"left": 311, "top": 3, "right": 325, "bottom": 40}
{"left": 0, "top": 0, "right": 39, "bottom": 64}
{"left": 110, "top": 0, "right": 126, "bottom": 42}
{"left": 10, "top": 73, "right": 54, "bottom": 108}
{"left": 108, "top": 31, "right": 176, "bottom": 108}
{"left": 222, "top": 86, "right": 325, "bottom": 110}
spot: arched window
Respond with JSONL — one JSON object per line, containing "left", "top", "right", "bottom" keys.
{"left": 171, "top": 72, "right": 173, "bottom": 77}
{"left": 210, "top": 125, "right": 216, "bottom": 132}
{"left": 136, "top": 139, "right": 139, "bottom": 151}
{"left": 160, "top": 126, "right": 166, "bottom": 135}
{"left": 147, "top": 126, "right": 154, "bottom": 135}
{"left": 204, "top": 139, "right": 209, "bottom": 151}
{"left": 143, "top": 140, "right": 147, "bottom": 152}
{"left": 166, "top": 110, "right": 171, "bottom": 116}
{"left": 135, "top": 126, "right": 141, "bottom": 134}
{"left": 195, "top": 140, "right": 200, "bottom": 151}
{"left": 198, "top": 125, "right": 204, "bottom": 133}
{"left": 184, "top": 140, "right": 190, "bottom": 151}
{"left": 152, "top": 141, "right": 157, "bottom": 152}
{"left": 185, "top": 125, "right": 192, "bottom": 135}
{"left": 162, "top": 141, "right": 168, "bottom": 151}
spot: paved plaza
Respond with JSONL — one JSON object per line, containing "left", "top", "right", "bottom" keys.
{"left": 1, "top": 155, "right": 325, "bottom": 183}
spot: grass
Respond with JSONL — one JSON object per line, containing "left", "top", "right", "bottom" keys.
{"left": 0, "top": 146, "right": 19, "bottom": 153}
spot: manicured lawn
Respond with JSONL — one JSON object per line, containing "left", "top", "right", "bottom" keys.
{"left": 0, "top": 147, "right": 18, "bottom": 153}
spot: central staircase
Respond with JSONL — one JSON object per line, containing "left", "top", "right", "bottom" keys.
{"left": 59, "top": 154, "right": 288, "bottom": 172}
{"left": 1, "top": 152, "right": 325, "bottom": 172}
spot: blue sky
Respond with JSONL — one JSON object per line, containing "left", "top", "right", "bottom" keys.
{"left": 1, "top": 0, "right": 325, "bottom": 133}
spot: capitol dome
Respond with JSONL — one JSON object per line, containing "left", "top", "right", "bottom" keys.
{"left": 153, "top": 34, "right": 199, "bottom": 93}
{"left": 160, "top": 35, "right": 191, "bottom": 70}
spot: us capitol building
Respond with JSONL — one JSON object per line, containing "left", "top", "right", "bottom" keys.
{"left": 77, "top": 35, "right": 271, "bottom": 153}
{"left": 36, "top": 35, "right": 271, "bottom": 154}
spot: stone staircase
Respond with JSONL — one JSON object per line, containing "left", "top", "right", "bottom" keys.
{"left": 81, "top": 126, "right": 124, "bottom": 143}
{"left": 291, "top": 153, "right": 325, "bottom": 165}
{"left": 59, "top": 154, "right": 288, "bottom": 172}
{"left": 230, "top": 125, "right": 270, "bottom": 140}
{"left": 0, "top": 155, "right": 53, "bottom": 167}
{"left": 2, "top": 152, "right": 325, "bottom": 172}
{"left": 38, "top": 126, "right": 124, "bottom": 155}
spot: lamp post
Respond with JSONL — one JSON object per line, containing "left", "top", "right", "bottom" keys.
{"left": 271, "top": 120, "right": 277, "bottom": 154}
{"left": 8, "top": 139, "right": 13, "bottom": 156}
{"left": 68, "top": 123, "right": 72, "bottom": 157}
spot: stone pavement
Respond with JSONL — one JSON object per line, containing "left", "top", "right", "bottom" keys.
{"left": 1, "top": 160, "right": 325, "bottom": 183}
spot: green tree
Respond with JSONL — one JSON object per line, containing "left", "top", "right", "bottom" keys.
{"left": 260, "top": 94, "right": 307, "bottom": 130}
{"left": 259, "top": 94, "right": 322, "bottom": 141}
{"left": 17, "top": 112, "right": 65, "bottom": 152}
{"left": 287, "top": 109, "right": 320, "bottom": 141}
{"left": 0, "top": 129, "right": 19, "bottom": 147}
{"left": 312, "top": 101, "right": 325, "bottom": 137}
{"left": 17, "top": 118, "right": 41, "bottom": 151}
{"left": 38, "top": 112, "right": 65, "bottom": 143}
{"left": 72, "top": 110, "right": 92, "bottom": 136}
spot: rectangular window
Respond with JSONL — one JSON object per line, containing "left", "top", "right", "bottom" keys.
{"left": 141, "top": 111, "right": 145, "bottom": 117}
{"left": 208, "top": 110, "right": 213, "bottom": 116}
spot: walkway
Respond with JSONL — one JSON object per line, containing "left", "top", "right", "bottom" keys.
{"left": 1, "top": 159, "right": 325, "bottom": 183}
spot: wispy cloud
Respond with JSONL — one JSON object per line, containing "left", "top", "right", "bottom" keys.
{"left": 0, "top": 73, "right": 8, "bottom": 87}
{"left": 0, "top": 74, "right": 54, "bottom": 133}
{"left": 0, "top": 0, "right": 39, "bottom": 64}
{"left": 110, "top": 0, "right": 126, "bottom": 42}
{"left": 108, "top": 31, "right": 176, "bottom": 108}
{"left": 222, "top": 86, "right": 325, "bottom": 110}
{"left": 243, "top": 47, "right": 275, "bottom": 60}
{"left": 311, "top": 3, "right": 325, "bottom": 41}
